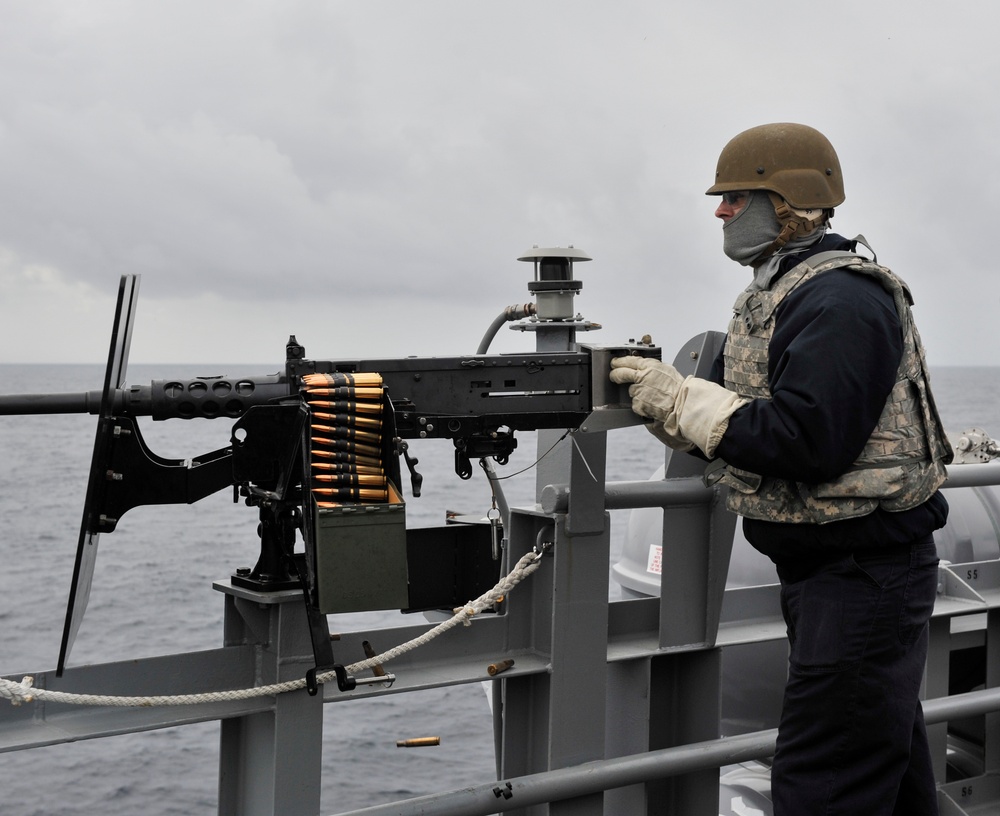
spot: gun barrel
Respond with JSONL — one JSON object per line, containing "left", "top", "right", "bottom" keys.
{"left": 0, "top": 374, "right": 290, "bottom": 420}
{"left": 0, "top": 391, "right": 106, "bottom": 415}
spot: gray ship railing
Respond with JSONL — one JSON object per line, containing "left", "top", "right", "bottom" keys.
{"left": 336, "top": 688, "right": 1000, "bottom": 816}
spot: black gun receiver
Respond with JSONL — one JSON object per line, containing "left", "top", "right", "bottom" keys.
{"left": 0, "top": 335, "right": 654, "bottom": 495}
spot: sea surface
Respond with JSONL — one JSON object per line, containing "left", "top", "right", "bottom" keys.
{"left": 1, "top": 363, "right": 998, "bottom": 815}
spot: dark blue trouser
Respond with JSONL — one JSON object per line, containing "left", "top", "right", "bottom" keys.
{"left": 771, "top": 537, "right": 940, "bottom": 816}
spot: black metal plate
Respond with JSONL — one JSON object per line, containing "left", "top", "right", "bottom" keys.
{"left": 58, "top": 274, "right": 140, "bottom": 674}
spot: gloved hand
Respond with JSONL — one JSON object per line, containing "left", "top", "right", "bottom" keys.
{"left": 610, "top": 356, "right": 692, "bottom": 450}
{"left": 610, "top": 356, "right": 750, "bottom": 457}
{"left": 609, "top": 355, "right": 683, "bottom": 422}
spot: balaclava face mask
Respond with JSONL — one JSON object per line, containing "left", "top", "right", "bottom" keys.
{"left": 722, "top": 190, "right": 782, "bottom": 266}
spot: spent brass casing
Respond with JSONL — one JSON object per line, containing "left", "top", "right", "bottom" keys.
{"left": 487, "top": 659, "right": 515, "bottom": 676}
{"left": 362, "top": 640, "right": 387, "bottom": 678}
{"left": 395, "top": 737, "right": 441, "bottom": 748}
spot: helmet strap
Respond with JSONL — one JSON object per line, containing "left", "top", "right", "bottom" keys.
{"left": 757, "top": 192, "right": 827, "bottom": 259}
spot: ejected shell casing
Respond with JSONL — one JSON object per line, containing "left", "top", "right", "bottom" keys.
{"left": 304, "top": 386, "right": 384, "bottom": 400}
{"left": 302, "top": 372, "right": 383, "bottom": 388}
{"left": 395, "top": 737, "right": 440, "bottom": 748}
{"left": 487, "top": 659, "right": 515, "bottom": 676}
{"left": 310, "top": 439, "right": 381, "bottom": 458}
{"left": 307, "top": 399, "right": 383, "bottom": 415}
{"left": 363, "top": 640, "right": 387, "bottom": 678}
{"left": 311, "top": 412, "right": 382, "bottom": 429}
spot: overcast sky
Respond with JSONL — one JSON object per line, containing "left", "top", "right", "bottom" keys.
{"left": 1, "top": 1, "right": 997, "bottom": 371}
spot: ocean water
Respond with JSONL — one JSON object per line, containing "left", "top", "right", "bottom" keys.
{"left": 0, "top": 363, "right": 998, "bottom": 814}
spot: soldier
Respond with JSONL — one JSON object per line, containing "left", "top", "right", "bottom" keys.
{"left": 611, "top": 123, "right": 951, "bottom": 815}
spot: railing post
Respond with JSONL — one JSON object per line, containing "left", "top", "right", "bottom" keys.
{"left": 217, "top": 587, "right": 324, "bottom": 816}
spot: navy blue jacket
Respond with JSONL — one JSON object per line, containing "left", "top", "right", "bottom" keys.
{"left": 710, "top": 233, "right": 948, "bottom": 563}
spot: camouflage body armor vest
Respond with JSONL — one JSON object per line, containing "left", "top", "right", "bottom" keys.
{"left": 715, "top": 251, "right": 952, "bottom": 525}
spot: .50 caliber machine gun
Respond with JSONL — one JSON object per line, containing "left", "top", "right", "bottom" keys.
{"left": 0, "top": 257, "right": 657, "bottom": 689}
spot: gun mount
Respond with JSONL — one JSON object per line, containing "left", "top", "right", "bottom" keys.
{"left": 0, "top": 256, "right": 659, "bottom": 684}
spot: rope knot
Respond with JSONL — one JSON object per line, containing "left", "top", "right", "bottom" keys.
{"left": 0, "top": 676, "right": 35, "bottom": 706}
{"left": 451, "top": 605, "right": 477, "bottom": 626}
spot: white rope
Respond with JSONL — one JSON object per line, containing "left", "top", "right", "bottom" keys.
{"left": 0, "top": 549, "right": 545, "bottom": 709}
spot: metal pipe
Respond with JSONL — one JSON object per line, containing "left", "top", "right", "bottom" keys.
{"left": 923, "top": 685, "right": 1000, "bottom": 724}
{"left": 476, "top": 303, "right": 536, "bottom": 355}
{"left": 333, "top": 687, "right": 1000, "bottom": 816}
{"left": 943, "top": 460, "right": 1000, "bottom": 488}
{"left": 539, "top": 462, "right": 1000, "bottom": 516}
{"left": 604, "top": 478, "right": 714, "bottom": 509}
{"left": 540, "top": 477, "right": 712, "bottom": 514}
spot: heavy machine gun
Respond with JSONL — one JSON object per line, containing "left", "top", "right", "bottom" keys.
{"left": 0, "top": 253, "right": 657, "bottom": 691}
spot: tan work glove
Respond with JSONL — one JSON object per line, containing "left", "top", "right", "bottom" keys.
{"left": 609, "top": 356, "right": 750, "bottom": 458}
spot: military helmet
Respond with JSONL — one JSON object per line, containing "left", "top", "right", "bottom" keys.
{"left": 706, "top": 123, "right": 845, "bottom": 210}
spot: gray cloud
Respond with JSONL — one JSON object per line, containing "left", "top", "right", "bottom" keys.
{"left": 1, "top": 1, "right": 997, "bottom": 366}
